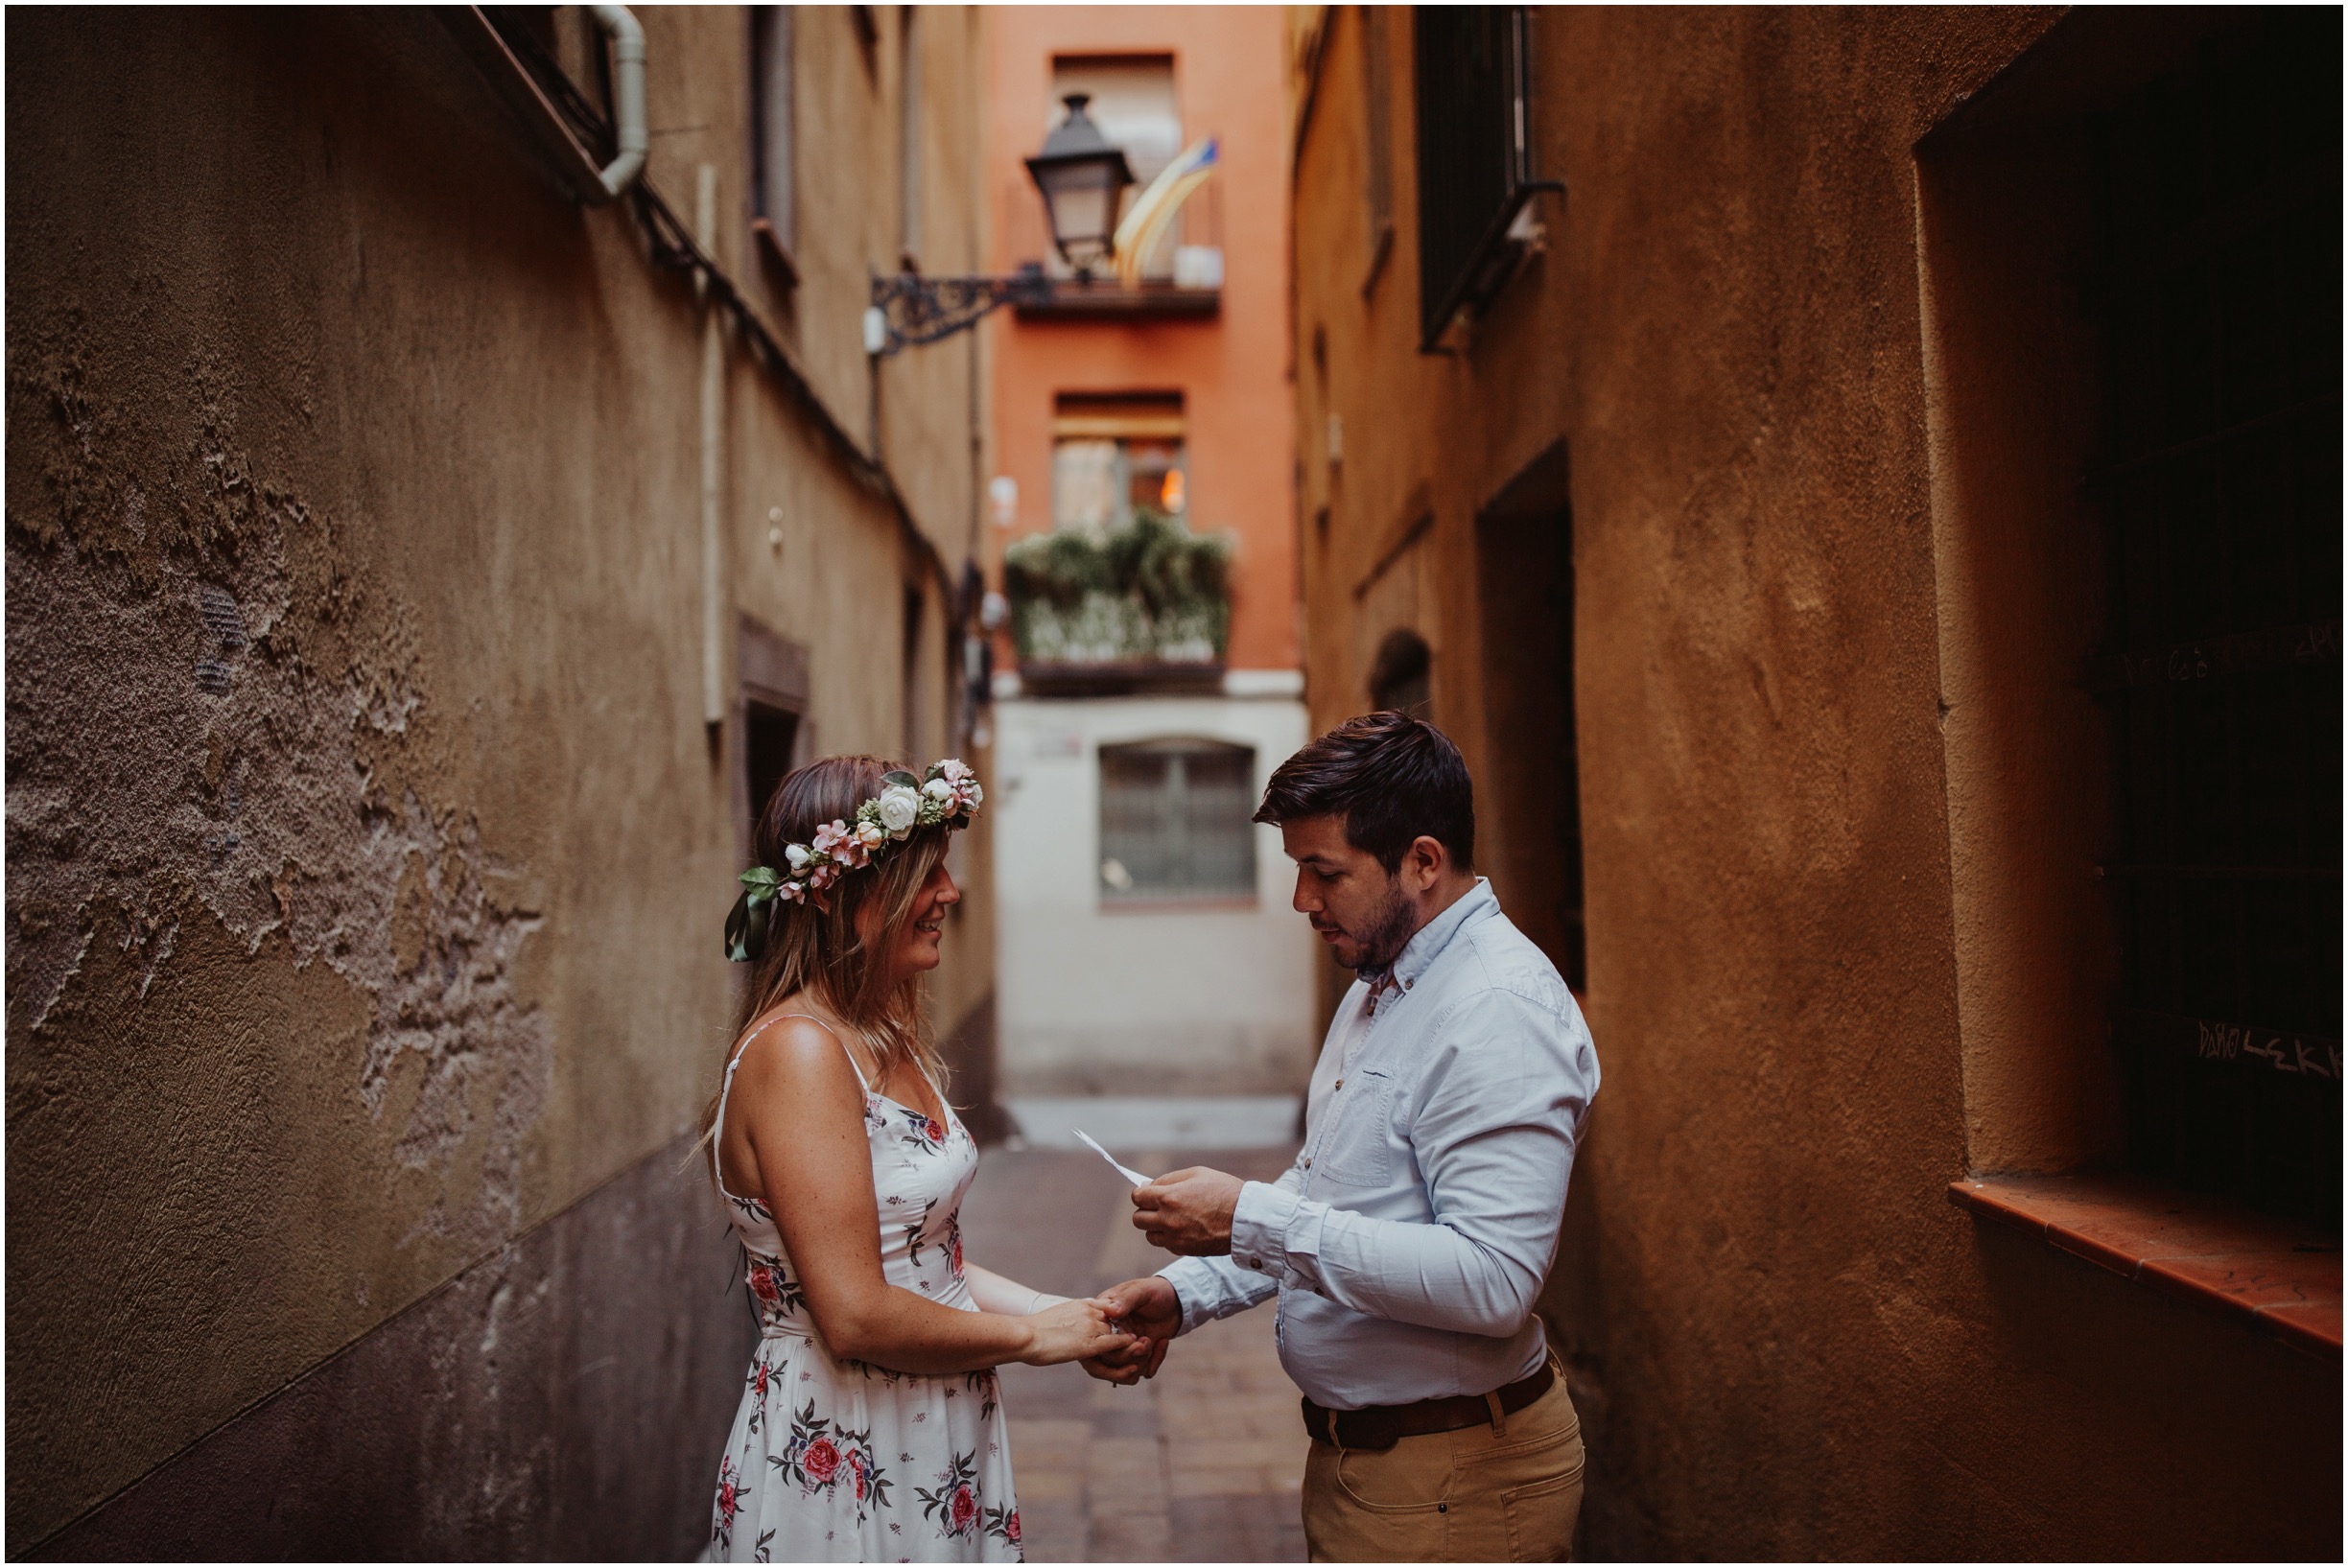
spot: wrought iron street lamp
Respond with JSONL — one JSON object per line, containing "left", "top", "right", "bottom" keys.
{"left": 864, "top": 95, "right": 1138, "bottom": 358}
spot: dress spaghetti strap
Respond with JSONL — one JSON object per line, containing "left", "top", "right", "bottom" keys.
{"left": 711, "top": 1012, "right": 869, "bottom": 1201}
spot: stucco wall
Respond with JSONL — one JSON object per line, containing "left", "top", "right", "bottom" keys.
{"left": 7, "top": 7, "right": 993, "bottom": 1550}
{"left": 1292, "top": 7, "right": 2338, "bottom": 1558}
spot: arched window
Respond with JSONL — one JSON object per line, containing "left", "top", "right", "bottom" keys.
{"left": 1368, "top": 628, "right": 1433, "bottom": 718}
{"left": 1098, "top": 738, "right": 1257, "bottom": 902}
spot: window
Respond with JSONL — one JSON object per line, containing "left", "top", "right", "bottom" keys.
{"left": 1412, "top": 6, "right": 1541, "bottom": 346}
{"left": 1048, "top": 56, "right": 1181, "bottom": 279}
{"left": 1099, "top": 739, "right": 1257, "bottom": 902}
{"left": 850, "top": 5, "right": 878, "bottom": 76}
{"left": 737, "top": 615, "right": 810, "bottom": 854}
{"left": 1052, "top": 393, "right": 1186, "bottom": 532}
{"left": 2087, "top": 16, "right": 2341, "bottom": 1223}
{"left": 899, "top": 8, "right": 923, "bottom": 268}
{"left": 1369, "top": 628, "right": 1432, "bottom": 719}
{"left": 745, "top": 703, "right": 799, "bottom": 833}
{"left": 1361, "top": 5, "right": 1396, "bottom": 289}
{"left": 749, "top": 7, "right": 795, "bottom": 267}
{"left": 903, "top": 584, "right": 929, "bottom": 763}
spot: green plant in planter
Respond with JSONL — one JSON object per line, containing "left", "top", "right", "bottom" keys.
{"left": 1004, "top": 508, "right": 1232, "bottom": 665}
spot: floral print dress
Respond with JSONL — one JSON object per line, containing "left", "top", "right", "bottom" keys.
{"left": 705, "top": 1021, "right": 1021, "bottom": 1563}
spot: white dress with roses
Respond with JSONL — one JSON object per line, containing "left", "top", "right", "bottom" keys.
{"left": 703, "top": 1021, "right": 1021, "bottom": 1563}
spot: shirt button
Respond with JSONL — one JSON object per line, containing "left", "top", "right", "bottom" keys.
{"left": 1302, "top": 1157, "right": 1312, "bottom": 1168}
{"left": 1333, "top": 1079, "right": 1344, "bottom": 1090}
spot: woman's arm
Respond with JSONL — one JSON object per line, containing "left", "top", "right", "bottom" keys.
{"left": 728, "top": 1018, "right": 1128, "bottom": 1375}
{"left": 962, "top": 1262, "right": 1067, "bottom": 1318}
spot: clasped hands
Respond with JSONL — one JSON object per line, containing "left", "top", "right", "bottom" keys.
{"left": 1079, "top": 1166, "right": 1245, "bottom": 1387}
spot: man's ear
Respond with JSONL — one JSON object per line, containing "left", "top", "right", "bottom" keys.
{"left": 1403, "top": 834, "right": 1446, "bottom": 893}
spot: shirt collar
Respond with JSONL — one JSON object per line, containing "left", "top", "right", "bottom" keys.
{"left": 1362, "top": 878, "right": 1497, "bottom": 1008}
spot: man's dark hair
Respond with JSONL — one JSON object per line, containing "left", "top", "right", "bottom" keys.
{"left": 1254, "top": 711, "right": 1475, "bottom": 873}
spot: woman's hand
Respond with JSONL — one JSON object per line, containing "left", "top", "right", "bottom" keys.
{"left": 1017, "top": 1296, "right": 1135, "bottom": 1367}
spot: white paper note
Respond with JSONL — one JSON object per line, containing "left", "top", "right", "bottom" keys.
{"left": 1074, "top": 1129, "right": 1152, "bottom": 1187}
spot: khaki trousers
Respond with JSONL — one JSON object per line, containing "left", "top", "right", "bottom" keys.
{"left": 1302, "top": 1373, "right": 1584, "bottom": 1562}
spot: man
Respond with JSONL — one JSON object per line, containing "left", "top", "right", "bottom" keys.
{"left": 1084, "top": 712, "right": 1600, "bottom": 1562}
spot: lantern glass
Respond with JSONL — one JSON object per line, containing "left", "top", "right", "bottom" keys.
{"left": 1025, "top": 94, "right": 1134, "bottom": 276}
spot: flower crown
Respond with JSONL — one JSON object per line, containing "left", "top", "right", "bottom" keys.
{"left": 724, "top": 759, "right": 983, "bottom": 962}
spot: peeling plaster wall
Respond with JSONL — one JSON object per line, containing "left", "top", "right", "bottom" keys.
{"left": 7, "top": 8, "right": 993, "bottom": 1550}
{"left": 1293, "top": 7, "right": 2338, "bottom": 1560}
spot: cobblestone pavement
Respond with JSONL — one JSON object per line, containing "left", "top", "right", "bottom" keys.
{"left": 958, "top": 1144, "right": 1308, "bottom": 1564}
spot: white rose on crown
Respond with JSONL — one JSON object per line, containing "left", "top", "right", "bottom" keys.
{"left": 923, "top": 778, "right": 954, "bottom": 803}
{"left": 877, "top": 785, "right": 921, "bottom": 836}
{"left": 784, "top": 844, "right": 811, "bottom": 870}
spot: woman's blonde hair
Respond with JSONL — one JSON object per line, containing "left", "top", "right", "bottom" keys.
{"left": 701, "top": 755, "right": 954, "bottom": 1144}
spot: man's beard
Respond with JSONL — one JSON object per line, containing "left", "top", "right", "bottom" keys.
{"left": 1345, "top": 878, "right": 1420, "bottom": 973}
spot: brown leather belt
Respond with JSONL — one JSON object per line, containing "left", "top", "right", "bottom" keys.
{"left": 1302, "top": 1360, "right": 1555, "bottom": 1452}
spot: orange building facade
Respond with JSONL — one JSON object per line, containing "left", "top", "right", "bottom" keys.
{"left": 982, "top": 6, "right": 1296, "bottom": 675}
{"left": 978, "top": 8, "right": 1318, "bottom": 1109}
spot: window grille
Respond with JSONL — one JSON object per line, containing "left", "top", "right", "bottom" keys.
{"left": 1411, "top": 6, "right": 1549, "bottom": 347}
{"left": 1098, "top": 739, "right": 1257, "bottom": 901}
{"left": 2087, "top": 12, "right": 2341, "bottom": 1224}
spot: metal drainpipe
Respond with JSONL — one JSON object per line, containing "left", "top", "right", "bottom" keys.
{"left": 696, "top": 163, "right": 726, "bottom": 729}
{"left": 590, "top": 5, "right": 647, "bottom": 197}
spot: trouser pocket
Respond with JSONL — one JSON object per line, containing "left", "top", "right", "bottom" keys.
{"left": 1502, "top": 1463, "right": 1585, "bottom": 1562}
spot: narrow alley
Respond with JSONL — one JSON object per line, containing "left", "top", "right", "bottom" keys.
{"left": 960, "top": 1142, "right": 1308, "bottom": 1563}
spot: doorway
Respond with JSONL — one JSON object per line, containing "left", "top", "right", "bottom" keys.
{"left": 1475, "top": 440, "right": 1586, "bottom": 991}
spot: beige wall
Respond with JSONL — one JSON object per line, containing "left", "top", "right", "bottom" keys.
{"left": 992, "top": 691, "right": 1317, "bottom": 1096}
{"left": 6, "top": 7, "right": 994, "bottom": 1550}
{"left": 1292, "top": 7, "right": 2337, "bottom": 1559}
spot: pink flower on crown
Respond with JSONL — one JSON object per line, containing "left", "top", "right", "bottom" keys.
{"left": 776, "top": 879, "right": 807, "bottom": 903}
{"left": 857, "top": 821, "right": 887, "bottom": 850}
{"left": 810, "top": 819, "right": 869, "bottom": 870}
{"left": 806, "top": 861, "right": 838, "bottom": 893}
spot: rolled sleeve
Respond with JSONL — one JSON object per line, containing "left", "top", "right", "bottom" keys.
{"left": 1228, "top": 1178, "right": 1327, "bottom": 1281}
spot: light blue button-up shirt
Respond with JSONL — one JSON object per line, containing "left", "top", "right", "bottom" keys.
{"left": 1160, "top": 878, "right": 1599, "bottom": 1410}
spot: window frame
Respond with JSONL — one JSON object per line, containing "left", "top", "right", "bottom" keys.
{"left": 1410, "top": 5, "right": 1557, "bottom": 350}
{"left": 1096, "top": 737, "right": 1261, "bottom": 907}
{"left": 748, "top": 5, "right": 798, "bottom": 283}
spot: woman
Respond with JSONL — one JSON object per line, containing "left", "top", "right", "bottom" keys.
{"left": 702, "top": 755, "right": 1133, "bottom": 1562}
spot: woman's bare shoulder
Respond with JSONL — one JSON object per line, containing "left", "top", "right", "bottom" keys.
{"left": 728, "top": 1008, "right": 864, "bottom": 1106}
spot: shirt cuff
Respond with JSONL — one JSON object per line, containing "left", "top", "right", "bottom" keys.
{"left": 1231, "top": 1179, "right": 1326, "bottom": 1284}
{"left": 1156, "top": 1257, "right": 1214, "bottom": 1336}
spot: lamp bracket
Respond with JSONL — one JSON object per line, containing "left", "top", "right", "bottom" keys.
{"left": 868, "top": 266, "right": 1053, "bottom": 357}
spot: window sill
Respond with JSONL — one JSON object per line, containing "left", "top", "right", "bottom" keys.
{"left": 1949, "top": 1172, "right": 2340, "bottom": 1360}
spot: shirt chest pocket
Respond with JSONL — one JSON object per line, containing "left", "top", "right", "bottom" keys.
{"left": 1314, "top": 1066, "right": 1397, "bottom": 1187}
